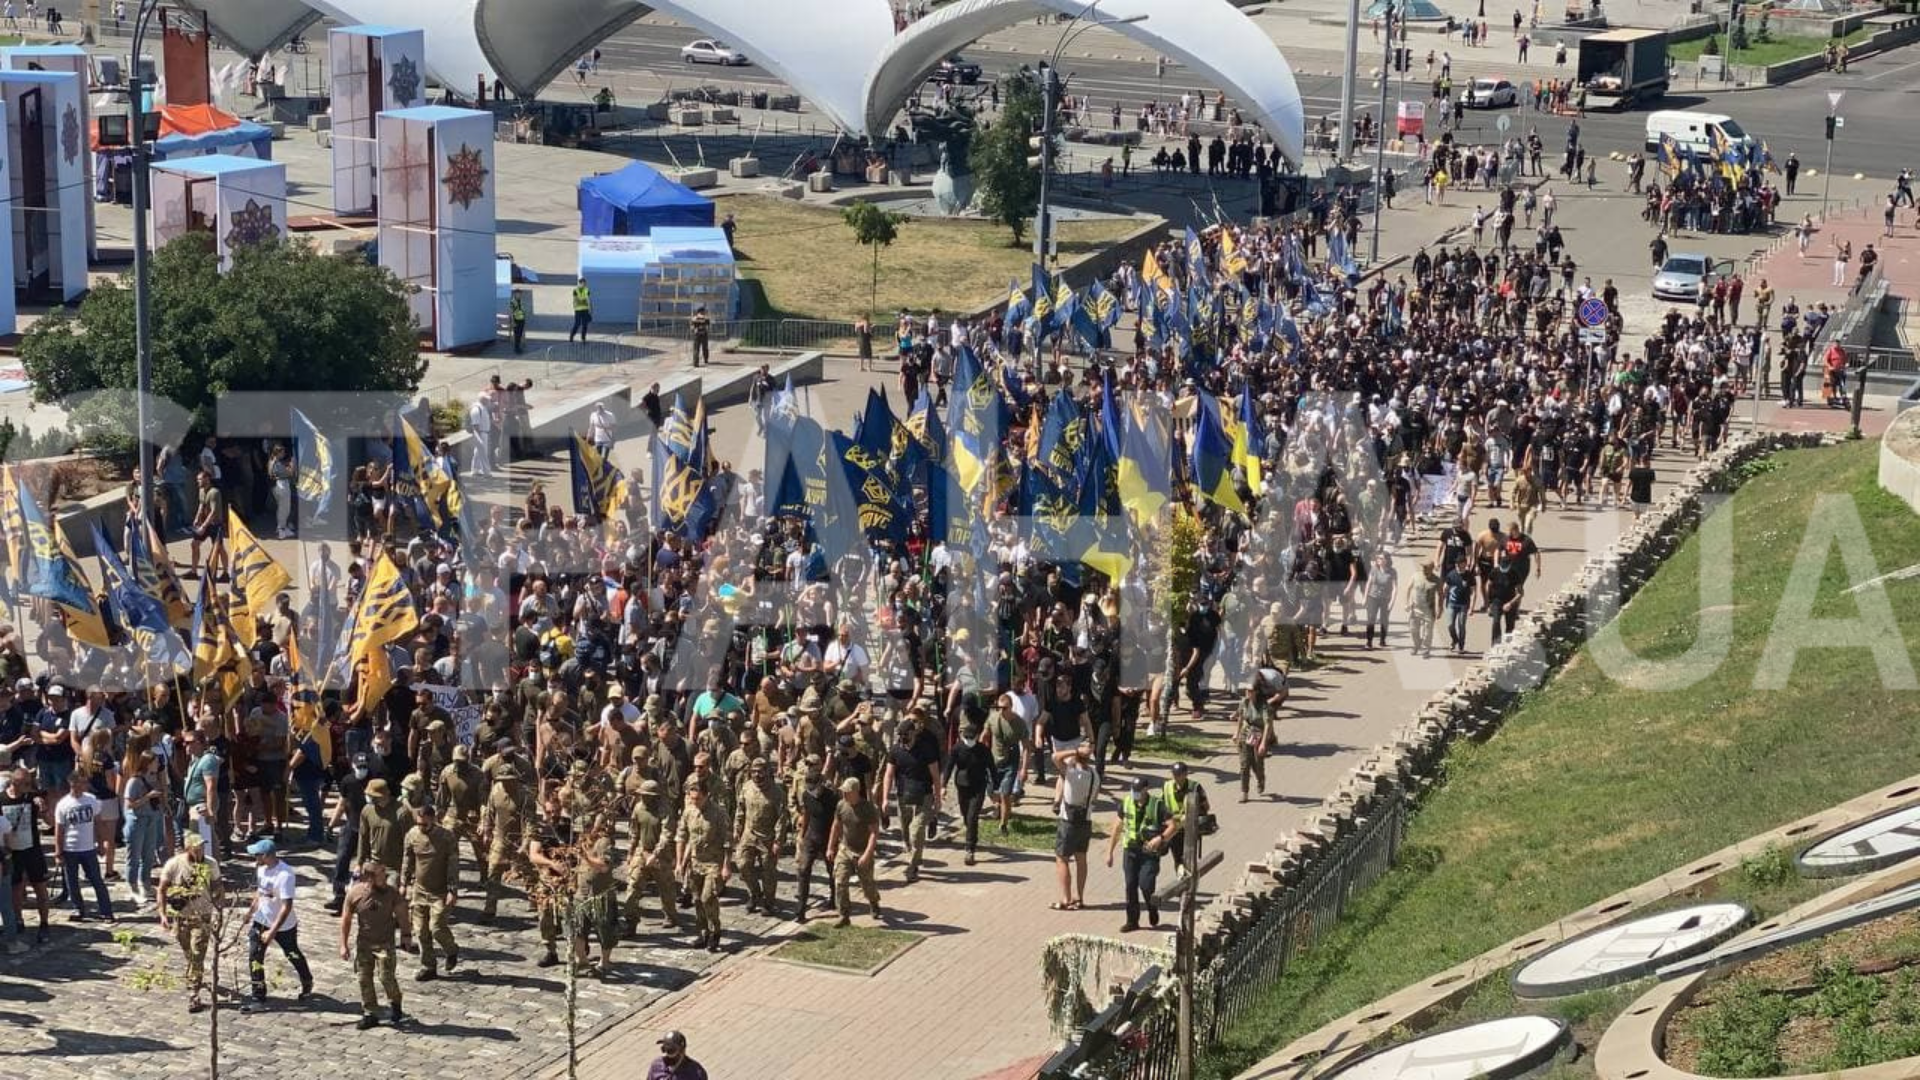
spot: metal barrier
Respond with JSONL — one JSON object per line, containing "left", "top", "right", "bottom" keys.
{"left": 636, "top": 316, "right": 861, "bottom": 353}
{"left": 1038, "top": 782, "right": 1409, "bottom": 1079}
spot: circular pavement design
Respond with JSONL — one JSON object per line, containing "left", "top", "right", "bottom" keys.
{"left": 1797, "top": 802, "right": 1920, "bottom": 879}
{"left": 1328, "top": 1016, "right": 1571, "bottom": 1080}
{"left": 1656, "top": 881, "right": 1920, "bottom": 980}
{"left": 1510, "top": 902, "right": 1751, "bottom": 999}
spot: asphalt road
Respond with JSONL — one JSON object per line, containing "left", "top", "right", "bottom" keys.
{"left": 594, "top": 18, "right": 1920, "bottom": 180}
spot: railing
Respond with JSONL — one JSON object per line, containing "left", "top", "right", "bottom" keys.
{"left": 1039, "top": 782, "right": 1409, "bottom": 1079}
{"left": 636, "top": 316, "right": 861, "bottom": 354}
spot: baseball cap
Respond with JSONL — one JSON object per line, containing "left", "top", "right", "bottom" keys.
{"left": 11, "top": 678, "right": 28, "bottom": 691}
{"left": 246, "top": 838, "right": 278, "bottom": 856}
{"left": 657, "top": 1030, "right": 687, "bottom": 1051}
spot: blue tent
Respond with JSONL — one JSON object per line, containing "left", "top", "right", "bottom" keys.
{"left": 577, "top": 161, "right": 715, "bottom": 236}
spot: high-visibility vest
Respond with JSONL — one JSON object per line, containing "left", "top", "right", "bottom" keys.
{"left": 573, "top": 284, "right": 591, "bottom": 312}
{"left": 1122, "top": 793, "right": 1162, "bottom": 848}
{"left": 1161, "top": 779, "right": 1185, "bottom": 818}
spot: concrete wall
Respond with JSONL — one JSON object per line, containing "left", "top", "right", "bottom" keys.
{"left": 1880, "top": 408, "right": 1920, "bottom": 511}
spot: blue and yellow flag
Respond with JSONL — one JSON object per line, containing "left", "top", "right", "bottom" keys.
{"left": 1117, "top": 396, "right": 1172, "bottom": 526}
{"left": 1190, "top": 391, "right": 1245, "bottom": 514}
{"left": 284, "top": 633, "right": 331, "bottom": 767}
{"left": 226, "top": 509, "right": 292, "bottom": 620}
{"left": 1234, "top": 384, "right": 1266, "bottom": 496}
{"left": 0, "top": 467, "right": 24, "bottom": 600}
{"left": 391, "top": 415, "right": 436, "bottom": 529}
{"left": 1039, "top": 389, "right": 1087, "bottom": 480}
{"left": 90, "top": 522, "right": 191, "bottom": 674}
{"left": 1005, "top": 279, "right": 1031, "bottom": 327}
{"left": 948, "top": 346, "right": 998, "bottom": 494}
{"left": 126, "top": 518, "right": 190, "bottom": 629}
{"left": 655, "top": 421, "right": 715, "bottom": 538}
{"left": 1185, "top": 226, "right": 1209, "bottom": 286}
{"left": 834, "top": 429, "right": 910, "bottom": 545}
{"left": 569, "top": 433, "right": 626, "bottom": 520}
{"left": 1030, "top": 264, "right": 1055, "bottom": 328}
{"left": 659, "top": 394, "right": 697, "bottom": 461}
{"left": 905, "top": 386, "right": 946, "bottom": 466}
{"left": 290, "top": 407, "right": 335, "bottom": 519}
{"left": 1141, "top": 247, "right": 1174, "bottom": 299}
{"left": 1220, "top": 227, "right": 1249, "bottom": 277}
{"left": 16, "top": 477, "right": 111, "bottom": 647}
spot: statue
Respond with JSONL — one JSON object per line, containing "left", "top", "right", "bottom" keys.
{"left": 919, "top": 99, "right": 976, "bottom": 216}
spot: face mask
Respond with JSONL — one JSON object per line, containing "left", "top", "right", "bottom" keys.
{"left": 960, "top": 734, "right": 978, "bottom": 748}
{"left": 353, "top": 767, "right": 370, "bottom": 780}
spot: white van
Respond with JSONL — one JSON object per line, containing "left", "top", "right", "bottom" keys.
{"left": 1644, "top": 111, "right": 1755, "bottom": 157}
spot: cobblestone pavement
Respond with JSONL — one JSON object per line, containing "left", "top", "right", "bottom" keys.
{"left": 0, "top": 835, "right": 783, "bottom": 1079}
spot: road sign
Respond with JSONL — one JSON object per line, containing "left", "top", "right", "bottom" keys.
{"left": 1496, "top": 114, "right": 1512, "bottom": 134}
{"left": 1828, "top": 89, "right": 1845, "bottom": 111}
{"left": 1577, "top": 297, "right": 1609, "bottom": 327}
{"left": 1834, "top": 116, "right": 1845, "bottom": 129}
{"left": 1579, "top": 325, "right": 1608, "bottom": 345}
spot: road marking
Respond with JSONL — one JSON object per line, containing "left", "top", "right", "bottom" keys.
{"left": 1866, "top": 55, "right": 1920, "bottom": 82}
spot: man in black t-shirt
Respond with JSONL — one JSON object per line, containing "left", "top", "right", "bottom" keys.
{"left": 793, "top": 758, "right": 838, "bottom": 920}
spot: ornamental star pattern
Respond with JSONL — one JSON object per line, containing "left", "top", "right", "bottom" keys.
{"left": 225, "top": 198, "right": 280, "bottom": 249}
{"left": 441, "top": 144, "right": 488, "bottom": 210}
{"left": 387, "top": 54, "right": 421, "bottom": 105}
{"left": 60, "top": 104, "right": 80, "bottom": 166}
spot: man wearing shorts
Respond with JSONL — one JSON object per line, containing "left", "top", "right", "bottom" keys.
{"left": 2, "top": 768, "right": 50, "bottom": 942}
{"left": 188, "top": 469, "right": 228, "bottom": 580}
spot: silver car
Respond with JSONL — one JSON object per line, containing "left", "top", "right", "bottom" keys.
{"left": 1460, "top": 77, "right": 1518, "bottom": 109}
{"left": 1651, "top": 253, "right": 1735, "bottom": 302}
{"left": 681, "top": 39, "right": 749, "bottom": 65}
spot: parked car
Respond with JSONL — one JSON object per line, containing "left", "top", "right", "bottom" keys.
{"left": 681, "top": 39, "right": 749, "bottom": 65}
{"left": 1651, "top": 253, "right": 1735, "bottom": 301}
{"left": 1460, "top": 77, "right": 1518, "bottom": 108}
{"left": 930, "top": 54, "right": 983, "bottom": 84}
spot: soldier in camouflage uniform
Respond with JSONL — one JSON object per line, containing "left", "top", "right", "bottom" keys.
{"left": 478, "top": 762, "right": 534, "bottom": 922}
{"left": 437, "top": 743, "right": 486, "bottom": 873}
{"left": 673, "top": 776, "right": 731, "bottom": 953}
{"left": 621, "top": 779, "right": 682, "bottom": 931}
{"left": 400, "top": 803, "right": 460, "bottom": 979}
{"left": 730, "top": 758, "right": 788, "bottom": 916}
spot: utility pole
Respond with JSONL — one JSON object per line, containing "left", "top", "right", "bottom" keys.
{"left": 130, "top": 1, "right": 156, "bottom": 522}
{"left": 1338, "top": 0, "right": 1361, "bottom": 160}
{"left": 1156, "top": 783, "right": 1223, "bottom": 1080}
{"left": 1035, "top": 62, "right": 1059, "bottom": 266}
{"left": 1370, "top": 0, "right": 1394, "bottom": 263}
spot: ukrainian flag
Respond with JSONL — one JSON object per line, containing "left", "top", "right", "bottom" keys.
{"left": 1141, "top": 247, "right": 1174, "bottom": 299}
{"left": 1190, "top": 392, "right": 1245, "bottom": 514}
{"left": 127, "top": 519, "right": 190, "bottom": 628}
{"left": 1117, "top": 397, "right": 1172, "bottom": 525}
{"left": 1185, "top": 226, "right": 1209, "bottom": 285}
{"left": 660, "top": 394, "right": 697, "bottom": 461}
{"left": 1005, "top": 279, "right": 1031, "bottom": 327}
{"left": 226, "top": 510, "right": 292, "bottom": 619}
{"left": 948, "top": 346, "right": 998, "bottom": 494}
{"left": 1030, "top": 264, "right": 1055, "bottom": 328}
{"left": 1234, "top": 384, "right": 1266, "bottom": 496}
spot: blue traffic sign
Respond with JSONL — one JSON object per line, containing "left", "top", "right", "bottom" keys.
{"left": 1577, "top": 297, "right": 1608, "bottom": 328}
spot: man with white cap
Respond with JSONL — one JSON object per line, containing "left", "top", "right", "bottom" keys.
{"left": 242, "top": 838, "right": 313, "bottom": 1012}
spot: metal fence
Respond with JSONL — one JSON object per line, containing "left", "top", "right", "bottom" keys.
{"left": 1039, "top": 783, "right": 1409, "bottom": 1079}
{"left": 636, "top": 316, "right": 861, "bottom": 353}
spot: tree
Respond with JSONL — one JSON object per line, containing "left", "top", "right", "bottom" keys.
{"left": 21, "top": 235, "right": 427, "bottom": 452}
{"left": 841, "top": 200, "right": 909, "bottom": 319}
{"left": 971, "top": 69, "right": 1045, "bottom": 245}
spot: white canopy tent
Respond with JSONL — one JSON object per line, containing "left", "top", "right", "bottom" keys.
{"left": 193, "top": 0, "right": 322, "bottom": 58}
{"left": 863, "top": 0, "right": 1306, "bottom": 164}
{"left": 303, "top": 0, "right": 896, "bottom": 131}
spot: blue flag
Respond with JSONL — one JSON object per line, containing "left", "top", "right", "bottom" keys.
{"left": 290, "top": 408, "right": 335, "bottom": 519}
{"left": 91, "top": 522, "right": 190, "bottom": 672}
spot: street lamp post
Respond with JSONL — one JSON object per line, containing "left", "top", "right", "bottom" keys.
{"left": 128, "top": 0, "right": 160, "bottom": 524}
{"left": 1033, "top": 3, "right": 1149, "bottom": 267}
{"left": 1338, "top": 0, "right": 1362, "bottom": 160}
{"left": 1370, "top": 0, "right": 1394, "bottom": 263}
{"left": 1821, "top": 91, "right": 1842, "bottom": 217}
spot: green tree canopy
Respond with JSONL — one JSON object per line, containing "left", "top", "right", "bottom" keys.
{"left": 841, "top": 199, "right": 909, "bottom": 318}
{"left": 970, "top": 69, "right": 1045, "bottom": 245}
{"left": 21, "top": 235, "right": 426, "bottom": 448}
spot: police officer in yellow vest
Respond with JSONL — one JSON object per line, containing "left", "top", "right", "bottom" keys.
{"left": 509, "top": 292, "right": 528, "bottom": 353}
{"left": 1160, "top": 761, "right": 1208, "bottom": 871}
{"left": 1105, "top": 776, "right": 1176, "bottom": 932}
{"left": 569, "top": 281, "right": 592, "bottom": 343}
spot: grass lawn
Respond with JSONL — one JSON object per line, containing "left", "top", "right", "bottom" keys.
{"left": 1669, "top": 28, "right": 1869, "bottom": 67}
{"left": 1000, "top": 811, "right": 1110, "bottom": 853}
{"left": 1133, "top": 727, "right": 1222, "bottom": 763}
{"left": 772, "top": 923, "right": 921, "bottom": 973}
{"left": 1201, "top": 442, "right": 1920, "bottom": 1079}
{"left": 718, "top": 194, "right": 1145, "bottom": 323}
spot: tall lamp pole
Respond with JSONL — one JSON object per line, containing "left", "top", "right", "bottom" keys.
{"left": 1034, "top": 2, "right": 1149, "bottom": 267}
{"left": 1338, "top": 0, "right": 1362, "bottom": 160}
{"left": 128, "top": 0, "right": 159, "bottom": 524}
{"left": 1369, "top": 0, "right": 1394, "bottom": 263}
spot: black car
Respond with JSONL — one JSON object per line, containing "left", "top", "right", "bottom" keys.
{"left": 931, "top": 54, "right": 982, "bottom": 84}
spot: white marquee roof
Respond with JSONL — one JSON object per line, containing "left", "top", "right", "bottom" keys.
{"left": 865, "top": 0, "right": 1306, "bottom": 164}
{"left": 193, "top": 0, "right": 322, "bottom": 58}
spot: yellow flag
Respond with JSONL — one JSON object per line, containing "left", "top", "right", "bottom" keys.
{"left": 355, "top": 644, "right": 393, "bottom": 718}
{"left": 347, "top": 552, "right": 419, "bottom": 677}
{"left": 225, "top": 509, "right": 291, "bottom": 622}
{"left": 286, "top": 635, "right": 331, "bottom": 767}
